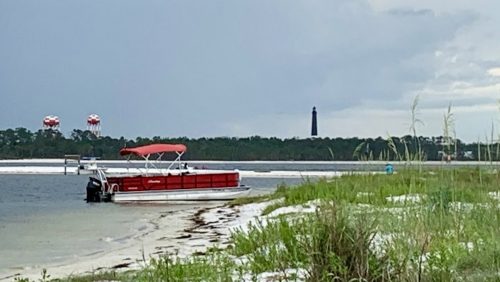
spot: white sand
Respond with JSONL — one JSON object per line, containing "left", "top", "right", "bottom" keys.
{"left": 1, "top": 198, "right": 276, "bottom": 281}
{"left": 0, "top": 165, "right": 348, "bottom": 178}
{"left": 2, "top": 159, "right": 500, "bottom": 165}
{"left": 386, "top": 194, "right": 425, "bottom": 204}
{"left": 488, "top": 191, "right": 500, "bottom": 201}
{"left": 1, "top": 157, "right": 492, "bottom": 176}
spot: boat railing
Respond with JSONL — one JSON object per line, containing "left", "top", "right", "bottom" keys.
{"left": 95, "top": 168, "right": 109, "bottom": 193}
{"left": 109, "top": 183, "right": 119, "bottom": 193}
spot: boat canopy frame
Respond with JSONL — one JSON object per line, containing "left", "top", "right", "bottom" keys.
{"left": 119, "top": 143, "right": 188, "bottom": 175}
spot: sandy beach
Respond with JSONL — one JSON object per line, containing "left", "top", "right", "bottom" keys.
{"left": 0, "top": 166, "right": 349, "bottom": 179}
{"left": 1, "top": 199, "right": 274, "bottom": 281}
{"left": 1, "top": 159, "right": 497, "bottom": 177}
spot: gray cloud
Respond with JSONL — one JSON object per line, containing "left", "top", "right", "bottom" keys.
{"left": 0, "top": 0, "right": 490, "bottom": 139}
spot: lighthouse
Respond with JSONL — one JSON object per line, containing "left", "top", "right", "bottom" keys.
{"left": 311, "top": 107, "right": 318, "bottom": 137}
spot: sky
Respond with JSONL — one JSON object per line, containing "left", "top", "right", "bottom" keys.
{"left": 0, "top": 0, "right": 499, "bottom": 142}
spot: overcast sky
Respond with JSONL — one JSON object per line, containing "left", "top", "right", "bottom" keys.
{"left": 0, "top": 0, "right": 499, "bottom": 142}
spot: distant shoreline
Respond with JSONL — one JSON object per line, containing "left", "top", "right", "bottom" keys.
{"left": 0, "top": 166, "right": 347, "bottom": 178}
{"left": 0, "top": 160, "right": 498, "bottom": 177}
{"left": 1, "top": 159, "right": 499, "bottom": 165}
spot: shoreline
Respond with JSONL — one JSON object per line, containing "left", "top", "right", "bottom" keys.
{"left": 0, "top": 166, "right": 350, "bottom": 178}
{"left": 1, "top": 200, "right": 265, "bottom": 281}
{"left": 1, "top": 159, "right": 500, "bottom": 165}
{"left": 3, "top": 168, "right": 499, "bottom": 281}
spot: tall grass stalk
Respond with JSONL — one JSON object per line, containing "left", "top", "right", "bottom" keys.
{"left": 490, "top": 121, "right": 496, "bottom": 164}
{"left": 477, "top": 137, "right": 483, "bottom": 185}
{"left": 443, "top": 103, "right": 455, "bottom": 161}
{"left": 409, "top": 95, "right": 425, "bottom": 168}
{"left": 387, "top": 134, "right": 402, "bottom": 162}
{"left": 327, "top": 147, "right": 334, "bottom": 160}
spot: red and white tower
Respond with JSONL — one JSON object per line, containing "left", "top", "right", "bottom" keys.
{"left": 87, "top": 114, "right": 101, "bottom": 137}
{"left": 42, "top": 115, "right": 60, "bottom": 130}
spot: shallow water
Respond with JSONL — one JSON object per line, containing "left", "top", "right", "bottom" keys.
{"left": 0, "top": 172, "right": 304, "bottom": 274}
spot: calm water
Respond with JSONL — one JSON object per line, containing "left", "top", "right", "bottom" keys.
{"left": 0, "top": 161, "right": 386, "bottom": 171}
{"left": 0, "top": 166, "right": 307, "bottom": 275}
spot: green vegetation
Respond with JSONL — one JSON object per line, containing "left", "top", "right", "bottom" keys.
{"left": 0, "top": 127, "right": 498, "bottom": 161}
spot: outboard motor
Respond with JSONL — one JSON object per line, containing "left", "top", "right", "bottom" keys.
{"left": 86, "top": 177, "right": 102, "bottom": 202}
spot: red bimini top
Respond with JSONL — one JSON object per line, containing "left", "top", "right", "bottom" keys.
{"left": 119, "top": 144, "right": 187, "bottom": 157}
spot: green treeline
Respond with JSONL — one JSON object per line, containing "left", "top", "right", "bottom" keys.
{"left": 0, "top": 127, "right": 496, "bottom": 161}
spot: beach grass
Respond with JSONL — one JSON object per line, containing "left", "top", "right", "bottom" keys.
{"left": 131, "top": 253, "right": 237, "bottom": 281}
{"left": 256, "top": 168, "right": 498, "bottom": 281}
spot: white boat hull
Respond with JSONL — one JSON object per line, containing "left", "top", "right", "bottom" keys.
{"left": 111, "top": 186, "right": 251, "bottom": 203}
